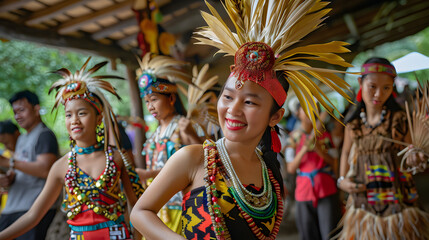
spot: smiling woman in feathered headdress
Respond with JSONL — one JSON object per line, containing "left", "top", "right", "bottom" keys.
{"left": 130, "top": 1, "right": 353, "bottom": 239}
{"left": 0, "top": 58, "right": 145, "bottom": 240}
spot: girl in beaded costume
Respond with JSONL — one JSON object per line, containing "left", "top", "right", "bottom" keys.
{"left": 335, "top": 57, "right": 429, "bottom": 239}
{"left": 135, "top": 53, "right": 207, "bottom": 234}
{"left": 130, "top": 0, "right": 354, "bottom": 239}
{"left": 0, "top": 58, "right": 144, "bottom": 240}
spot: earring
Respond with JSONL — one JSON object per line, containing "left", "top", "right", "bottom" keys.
{"left": 356, "top": 87, "right": 362, "bottom": 102}
{"left": 96, "top": 122, "right": 105, "bottom": 145}
{"left": 69, "top": 135, "right": 75, "bottom": 149}
{"left": 270, "top": 127, "right": 281, "bottom": 153}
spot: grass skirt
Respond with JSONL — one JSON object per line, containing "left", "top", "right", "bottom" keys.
{"left": 333, "top": 201, "right": 429, "bottom": 240}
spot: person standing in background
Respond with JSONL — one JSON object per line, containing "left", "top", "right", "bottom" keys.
{"left": 286, "top": 105, "right": 341, "bottom": 240}
{"left": 0, "top": 90, "right": 59, "bottom": 240}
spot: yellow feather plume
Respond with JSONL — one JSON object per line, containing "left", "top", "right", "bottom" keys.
{"left": 194, "top": 0, "right": 354, "bottom": 133}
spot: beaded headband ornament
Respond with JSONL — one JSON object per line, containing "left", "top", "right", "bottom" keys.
{"left": 137, "top": 53, "right": 191, "bottom": 97}
{"left": 49, "top": 57, "right": 124, "bottom": 150}
{"left": 194, "top": 0, "right": 354, "bottom": 132}
{"left": 361, "top": 63, "right": 397, "bottom": 77}
{"left": 138, "top": 74, "right": 178, "bottom": 97}
{"left": 232, "top": 42, "right": 286, "bottom": 106}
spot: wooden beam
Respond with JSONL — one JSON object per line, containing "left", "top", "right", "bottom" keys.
{"left": 364, "top": 16, "right": 429, "bottom": 50}
{"left": 360, "top": 0, "right": 429, "bottom": 33}
{"left": 361, "top": 7, "right": 429, "bottom": 41}
{"left": 118, "top": 33, "right": 137, "bottom": 47}
{"left": 25, "top": 0, "right": 91, "bottom": 25}
{"left": 0, "top": 18, "right": 138, "bottom": 68}
{"left": 0, "top": 0, "right": 33, "bottom": 12}
{"left": 125, "top": 66, "right": 146, "bottom": 169}
{"left": 92, "top": 17, "right": 136, "bottom": 40}
{"left": 58, "top": 0, "right": 133, "bottom": 34}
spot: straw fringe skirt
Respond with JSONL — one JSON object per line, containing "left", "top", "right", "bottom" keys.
{"left": 333, "top": 203, "right": 429, "bottom": 240}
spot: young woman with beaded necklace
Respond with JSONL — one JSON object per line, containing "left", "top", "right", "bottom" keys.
{"left": 0, "top": 60, "right": 143, "bottom": 240}
{"left": 335, "top": 57, "right": 429, "bottom": 239}
{"left": 131, "top": 66, "right": 288, "bottom": 239}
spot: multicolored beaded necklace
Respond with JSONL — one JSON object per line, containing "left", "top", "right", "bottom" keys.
{"left": 204, "top": 139, "right": 283, "bottom": 240}
{"left": 64, "top": 146, "right": 126, "bottom": 221}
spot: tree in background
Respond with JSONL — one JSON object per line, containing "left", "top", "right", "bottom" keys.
{"left": 0, "top": 40, "right": 131, "bottom": 153}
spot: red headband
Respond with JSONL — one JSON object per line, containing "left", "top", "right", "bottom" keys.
{"left": 361, "top": 63, "right": 397, "bottom": 77}
{"left": 231, "top": 42, "right": 287, "bottom": 106}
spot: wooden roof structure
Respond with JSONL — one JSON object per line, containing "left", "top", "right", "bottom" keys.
{"left": 1, "top": 0, "right": 428, "bottom": 67}
{"left": 0, "top": 0, "right": 428, "bottom": 167}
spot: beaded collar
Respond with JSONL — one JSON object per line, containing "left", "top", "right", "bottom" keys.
{"left": 74, "top": 143, "right": 103, "bottom": 155}
{"left": 64, "top": 146, "right": 125, "bottom": 221}
{"left": 203, "top": 139, "right": 283, "bottom": 240}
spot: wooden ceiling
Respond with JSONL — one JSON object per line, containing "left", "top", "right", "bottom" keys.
{"left": 0, "top": 0, "right": 428, "bottom": 68}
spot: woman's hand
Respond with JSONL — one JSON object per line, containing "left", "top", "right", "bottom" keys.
{"left": 338, "top": 177, "right": 366, "bottom": 194}
{"left": 178, "top": 117, "right": 195, "bottom": 135}
{"left": 405, "top": 150, "right": 427, "bottom": 172}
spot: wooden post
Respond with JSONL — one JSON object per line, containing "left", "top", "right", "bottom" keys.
{"left": 126, "top": 65, "right": 146, "bottom": 169}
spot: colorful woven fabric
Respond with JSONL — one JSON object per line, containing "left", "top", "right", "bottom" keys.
{"left": 181, "top": 140, "right": 281, "bottom": 239}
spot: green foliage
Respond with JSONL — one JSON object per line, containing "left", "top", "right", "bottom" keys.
{"left": 0, "top": 40, "right": 131, "bottom": 154}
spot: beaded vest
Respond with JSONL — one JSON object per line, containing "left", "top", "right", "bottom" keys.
{"left": 62, "top": 147, "right": 126, "bottom": 222}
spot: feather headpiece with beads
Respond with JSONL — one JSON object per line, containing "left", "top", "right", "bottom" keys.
{"left": 49, "top": 57, "right": 124, "bottom": 151}
{"left": 194, "top": 0, "right": 354, "bottom": 132}
{"left": 137, "top": 52, "right": 191, "bottom": 97}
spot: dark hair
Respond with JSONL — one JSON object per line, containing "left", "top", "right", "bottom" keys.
{"left": 259, "top": 71, "right": 290, "bottom": 196}
{"left": 172, "top": 93, "right": 187, "bottom": 116}
{"left": 9, "top": 90, "right": 40, "bottom": 106}
{"left": 344, "top": 57, "right": 402, "bottom": 124}
{"left": 0, "top": 120, "right": 19, "bottom": 134}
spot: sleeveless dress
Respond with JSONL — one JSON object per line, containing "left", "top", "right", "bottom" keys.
{"left": 181, "top": 139, "right": 283, "bottom": 239}
{"left": 336, "top": 110, "right": 429, "bottom": 239}
{"left": 62, "top": 150, "right": 131, "bottom": 240}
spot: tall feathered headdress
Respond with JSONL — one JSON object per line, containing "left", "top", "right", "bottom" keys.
{"left": 49, "top": 57, "right": 124, "bottom": 151}
{"left": 194, "top": 0, "right": 353, "bottom": 131}
{"left": 183, "top": 64, "right": 220, "bottom": 139}
{"left": 49, "top": 57, "right": 145, "bottom": 198}
{"left": 137, "top": 52, "right": 191, "bottom": 97}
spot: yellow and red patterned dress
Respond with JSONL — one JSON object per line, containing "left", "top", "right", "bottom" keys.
{"left": 181, "top": 139, "right": 283, "bottom": 240}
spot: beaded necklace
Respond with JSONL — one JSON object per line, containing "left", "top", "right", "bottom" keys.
{"left": 64, "top": 146, "right": 125, "bottom": 221}
{"left": 204, "top": 139, "right": 283, "bottom": 240}
{"left": 360, "top": 107, "right": 387, "bottom": 129}
{"left": 74, "top": 143, "right": 103, "bottom": 155}
{"left": 217, "top": 138, "right": 273, "bottom": 211}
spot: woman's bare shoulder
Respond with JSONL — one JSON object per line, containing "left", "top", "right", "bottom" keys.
{"left": 172, "top": 144, "right": 205, "bottom": 165}
{"left": 50, "top": 153, "right": 70, "bottom": 180}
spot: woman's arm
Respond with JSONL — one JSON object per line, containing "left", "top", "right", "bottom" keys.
{"left": 338, "top": 126, "right": 365, "bottom": 193}
{"left": 286, "top": 144, "right": 308, "bottom": 174}
{"left": 130, "top": 144, "right": 204, "bottom": 240}
{"left": 0, "top": 156, "right": 66, "bottom": 240}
